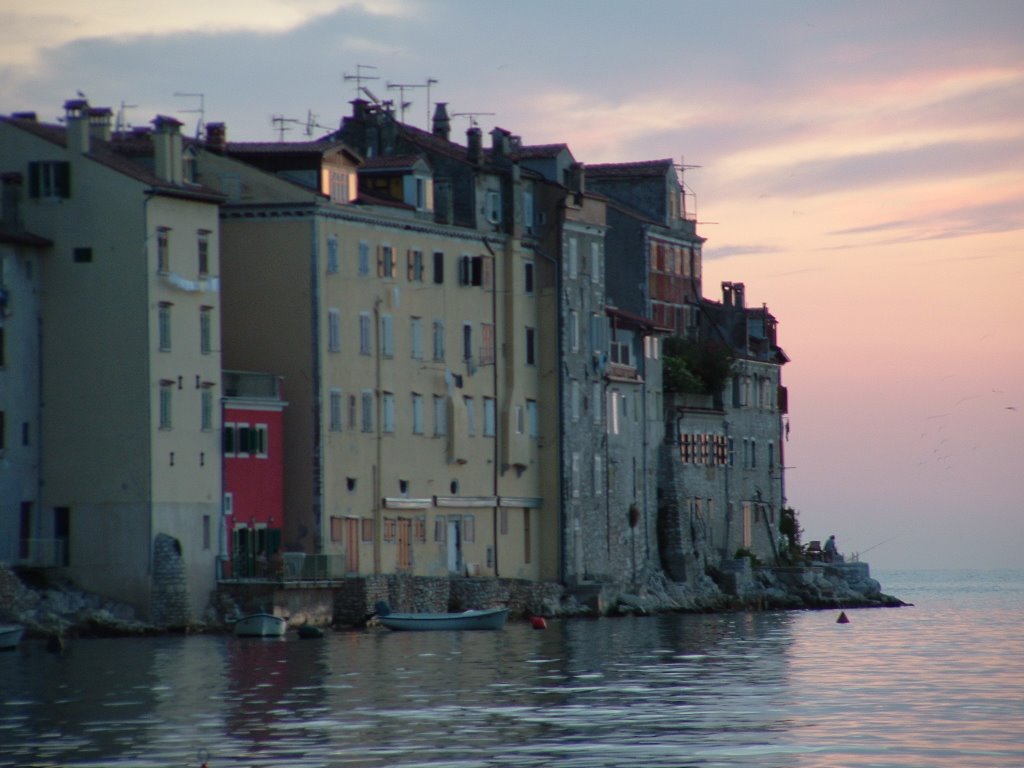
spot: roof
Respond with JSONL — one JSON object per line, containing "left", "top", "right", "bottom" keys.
{"left": 359, "top": 154, "right": 430, "bottom": 172}
{"left": 510, "top": 143, "right": 572, "bottom": 160}
{"left": 587, "top": 159, "right": 675, "bottom": 179}
{"left": 0, "top": 227, "right": 51, "bottom": 248}
{"left": 606, "top": 305, "right": 670, "bottom": 333}
{"left": 1, "top": 115, "right": 224, "bottom": 203}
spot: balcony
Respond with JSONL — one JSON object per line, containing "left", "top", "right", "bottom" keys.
{"left": 216, "top": 553, "right": 347, "bottom": 584}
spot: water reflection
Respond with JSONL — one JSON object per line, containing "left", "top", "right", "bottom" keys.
{"left": 2, "top": 591, "right": 1022, "bottom": 767}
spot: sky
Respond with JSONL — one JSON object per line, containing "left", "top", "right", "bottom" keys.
{"left": 3, "top": 0, "right": 1022, "bottom": 571}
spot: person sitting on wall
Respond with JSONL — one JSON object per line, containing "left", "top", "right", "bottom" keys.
{"left": 823, "top": 535, "right": 838, "bottom": 563}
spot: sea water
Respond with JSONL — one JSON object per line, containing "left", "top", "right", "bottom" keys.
{"left": 0, "top": 568, "right": 1021, "bottom": 767}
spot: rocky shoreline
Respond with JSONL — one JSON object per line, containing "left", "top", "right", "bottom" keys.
{"left": 0, "top": 560, "right": 905, "bottom": 639}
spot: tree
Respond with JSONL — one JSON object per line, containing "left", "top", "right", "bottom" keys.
{"left": 662, "top": 337, "right": 735, "bottom": 396}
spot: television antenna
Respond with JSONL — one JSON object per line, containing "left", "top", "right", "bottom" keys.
{"left": 271, "top": 110, "right": 333, "bottom": 140}
{"left": 451, "top": 111, "right": 495, "bottom": 129}
{"left": 115, "top": 100, "right": 137, "bottom": 134}
{"left": 173, "top": 91, "right": 206, "bottom": 139}
{"left": 343, "top": 64, "right": 380, "bottom": 100}
{"left": 386, "top": 77, "right": 438, "bottom": 127}
{"left": 674, "top": 155, "right": 701, "bottom": 222}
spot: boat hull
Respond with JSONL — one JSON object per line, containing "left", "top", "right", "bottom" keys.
{"left": 0, "top": 624, "right": 24, "bottom": 650}
{"left": 233, "top": 613, "right": 287, "bottom": 637}
{"left": 377, "top": 607, "right": 509, "bottom": 631}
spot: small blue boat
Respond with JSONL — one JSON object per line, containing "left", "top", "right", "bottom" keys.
{"left": 374, "top": 603, "right": 508, "bottom": 631}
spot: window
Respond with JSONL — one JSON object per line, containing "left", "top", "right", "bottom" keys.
{"left": 768, "top": 441, "right": 775, "bottom": 470}
{"left": 359, "top": 312, "right": 371, "bottom": 355}
{"left": 327, "top": 236, "right": 339, "bottom": 274}
{"left": 203, "top": 515, "right": 211, "bottom": 550}
{"left": 593, "top": 455, "right": 603, "bottom": 495}
{"left": 362, "top": 518, "right": 374, "bottom": 541}
{"left": 223, "top": 423, "right": 236, "bottom": 455}
{"left": 157, "top": 228, "right": 170, "bottom": 274}
{"left": 381, "top": 314, "right": 394, "bottom": 358}
{"left": 412, "top": 393, "right": 424, "bottom": 435}
{"left": 433, "top": 251, "right": 444, "bottom": 284}
{"left": 751, "top": 439, "right": 757, "bottom": 469}
{"left": 382, "top": 392, "right": 395, "bottom": 433}
{"left": 525, "top": 327, "right": 536, "bottom": 366}
{"left": 159, "top": 381, "right": 173, "bottom": 429}
{"left": 378, "top": 245, "right": 395, "bottom": 278}
{"left": 483, "top": 397, "right": 495, "bottom": 437}
{"left": 410, "top": 317, "right": 423, "bottom": 360}
{"left": 361, "top": 390, "right": 374, "bottom": 432}
{"left": 464, "top": 396, "right": 476, "bottom": 436}
{"left": 462, "top": 322, "right": 473, "bottom": 361}
{"left": 329, "top": 389, "right": 343, "bottom": 431}
{"left": 433, "top": 395, "right": 447, "bottom": 436}
{"left": 407, "top": 249, "right": 424, "bottom": 282}
{"left": 608, "top": 391, "right": 620, "bottom": 435}
{"left": 201, "top": 388, "right": 213, "bottom": 431}
{"left": 348, "top": 394, "right": 357, "bottom": 430}
{"left": 158, "top": 303, "right": 172, "bottom": 351}
{"left": 73, "top": 247, "right": 92, "bottom": 263}
{"left": 524, "top": 260, "right": 535, "bottom": 294}
{"left": 432, "top": 319, "right": 445, "bottom": 361}
{"left": 328, "top": 309, "right": 341, "bottom": 352}
{"left": 567, "top": 237, "right": 578, "bottom": 279}
{"left": 610, "top": 338, "right": 630, "bottom": 366}
{"left": 590, "top": 242, "right": 601, "bottom": 284}
{"left": 200, "top": 307, "right": 212, "bottom": 355}
{"left": 28, "top": 161, "right": 70, "bottom": 199}
{"left": 589, "top": 313, "right": 607, "bottom": 353}
{"left": 458, "top": 254, "right": 489, "bottom": 287}
{"left": 526, "top": 399, "right": 539, "bottom": 438}
{"left": 571, "top": 380, "right": 581, "bottom": 422}
{"left": 480, "top": 323, "right": 495, "bottom": 365}
{"left": 592, "top": 382, "right": 602, "bottom": 424}
{"left": 198, "top": 230, "right": 210, "bottom": 276}
{"left": 358, "top": 240, "right": 370, "bottom": 276}
{"left": 524, "top": 188, "right": 535, "bottom": 232}
{"left": 254, "top": 425, "right": 268, "bottom": 457}
{"left": 514, "top": 404, "right": 524, "bottom": 434}
{"left": 569, "top": 311, "right": 579, "bottom": 353}
{"left": 485, "top": 190, "right": 501, "bottom": 224}
{"left": 463, "top": 515, "right": 476, "bottom": 543}
{"left": 728, "top": 437, "right": 736, "bottom": 467}
{"left": 571, "top": 452, "right": 580, "bottom": 498}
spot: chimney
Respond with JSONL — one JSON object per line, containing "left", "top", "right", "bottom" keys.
{"left": 490, "top": 127, "right": 510, "bottom": 157}
{"left": 568, "top": 162, "right": 586, "bottom": 195}
{"left": 11, "top": 112, "right": 37, "bottom": 122}
{"left": 152, "top": 115, "right": 184, "bottom": 184}
{"left": 432, "top": 102, "right": 450, "bottom": 141}
{"left": 467, "top": 127, "right": 482, "bottom": 165}
{"left": 733, "top": 282, "right": 745, "bottom": 309}
{"left": 722, "top": 281, "right": 733, "bottom": 307}
{"left": 88, "top": 107, "right": 113, "bottom": 142}
{"left": 205, "top": 122, "right": 227, "bottom": 153}
{"left": 64, "top": 98, "right": 90, "bottom": 155}
{"left": 1, "top": 173, "right": 22, "bottom": 231}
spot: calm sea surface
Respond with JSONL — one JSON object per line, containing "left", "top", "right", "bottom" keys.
{"left": 1, "top": 569, "right": 1022, "bottom": 768}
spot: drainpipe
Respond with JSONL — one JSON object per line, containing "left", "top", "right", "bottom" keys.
{"left": 310, "top": 214, "right": 324, "bottom": 557}
{"left": 373, "top": 295, "right": 383, "bottom": 574}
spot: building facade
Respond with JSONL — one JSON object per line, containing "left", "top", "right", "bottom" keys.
{"left": 0, "top": 102, "right": 223, "bottom": 622}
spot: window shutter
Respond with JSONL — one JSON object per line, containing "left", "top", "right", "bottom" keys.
{"left": 28, "top": 162, "right": 40, "bottom": 198}
{"left": 482, "top": 256, "right": 493, "bottom": 289}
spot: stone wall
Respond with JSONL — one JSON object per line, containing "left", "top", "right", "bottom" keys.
{"left": 150, "top": 533, "right": 191, "bottom": 628}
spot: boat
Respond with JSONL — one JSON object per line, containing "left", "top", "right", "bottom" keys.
{"left": 374, "top": 603, "right": 509, "bottom": 632}
{"left": 0, "top": 624, "right": 24, "bottom": 650}
{"left": 232, "top": 613, "right": 287, "bottom": 637}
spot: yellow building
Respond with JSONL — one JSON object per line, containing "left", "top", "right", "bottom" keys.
{"left": 0, "top": 102, "right": 223, "bottom": 623}
{"left": 198, "top": 125, "right": 550, "bottom": 582}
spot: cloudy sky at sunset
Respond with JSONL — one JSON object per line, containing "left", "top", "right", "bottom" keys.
{"left": 3, "top": 0, "right": 1021, "bottom": 570}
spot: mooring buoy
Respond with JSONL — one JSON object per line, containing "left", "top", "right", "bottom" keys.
{"left": 836, "top": 611, "right": 850, "bottom": 624}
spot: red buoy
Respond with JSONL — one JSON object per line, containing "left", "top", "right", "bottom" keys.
{"left": 530, "top": 616, "right": 547, "bottom": 630}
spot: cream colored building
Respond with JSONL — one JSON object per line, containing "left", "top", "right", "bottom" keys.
{"left": 0, "top": 102, "right": 223, "bottom": 623}
{"left": 198, "top": 129, "right": 550, "bottom": 581}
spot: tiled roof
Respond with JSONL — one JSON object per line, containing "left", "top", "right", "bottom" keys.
{"left": 1, "top": 116, "right": 223, "bottom": 203}
{"left": 359, "top": 154, "right": 426, "bottom": 171}
{"left": 510, "top": 143, "right": 571, "bottom": 160}
{"left": 0, "top": 227, "right": 51, "bottom": 248}
{"left": 226, "top": 140, "right": 342, "bottom": 155}
{"left": 587, "top": 159, "right": 674, "bottom": 178}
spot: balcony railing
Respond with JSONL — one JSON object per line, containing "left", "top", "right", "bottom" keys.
{"left": 217, "top": 553, "right": 348, "bottom": 583}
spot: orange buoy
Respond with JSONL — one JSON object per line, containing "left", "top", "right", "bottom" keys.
{"left": 530, "top": 616, "right": 547, "bottom": 630}
{"left": 836, "top": 611, "right": 850, "bottom": 624}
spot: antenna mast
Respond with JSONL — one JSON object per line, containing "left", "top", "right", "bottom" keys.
{"left": 115, "top": 100, "right": 137, "bottom": 135}
{"left": 173, "top": 92, "right": 206, "bottom": 139}
{"left": 343, "top": 64, "right": 380, "bottom": 100}
{"left": 451, "top": 111, "right": 495, "bottom": 129}
{"left": 386, "top": 77, "right": 438, "bottom": 127}
{"left": 674, "top": 156, "right": 701, "bottom": 222}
